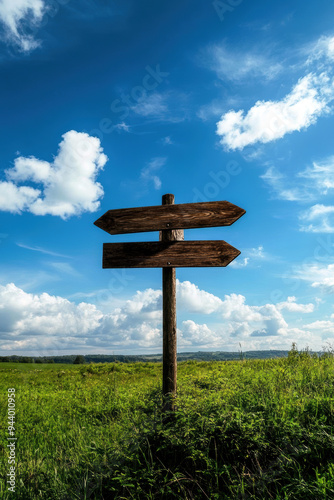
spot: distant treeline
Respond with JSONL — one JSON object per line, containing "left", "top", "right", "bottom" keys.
{"left": 0, "top": 350, "right": 295, "bottom": 364}
{"left": 0, "top": 356, "right": 55, "bottom": 363}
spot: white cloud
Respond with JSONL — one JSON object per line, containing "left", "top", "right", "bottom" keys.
{"left": 218, "top": 294, "right": 287, "bottom": 337}
{"left": 122, "top": 288, "right": 162, "bottom": 319}
{"left": 197, "top": 42, "right": 283, "bottom": 123}
{"left": 230, "top": 257, "right": 249, "bottom": 268}
{"left": 293, "top": 263, "right": 334, "bottom": 293}
{"left": 277, "top": 296, "right": 314, "bottom": 313}
{"left": 132, "top": 93, "right": 168, "bottom": 117}
{"left": 205, "top": 44, "right": 282, "bottom": 82}
{"left": 305, "top": 35, "right": 334, "bottom": 66}
{"left": 176, "top": 282, "right": 312, "bottom": 339}
{"left": 299, "top": 205, "right": 334, "bottom": 233}
{"left": 177, "top": 280, "right": 223, "bottom": 314}
{"left": 8, "top": 156, "right": 51, "bottom": 182}
{"left": 0, "top": 280, "right": 318, "bottom": 354}
{"left": 16, "top": 243, "right": 71, "bottom": 258}
{"left": 113, "top": 122, "right": 130, "bottom": 133}
{"left": 260, "top": 166, "right": 309, "bottom": 201}
{"left": 305, "top": 320, "right": 334, "bottom": 334}
{"left": 48, "top": 262, "right": 81, "bottom": 277}
{"left": 131, "top": 92, "right": 188, "bottom": 123}
{"left": 216, "top": 73, "right": 334, "bottom": 150}
{"left": 262, "top": 157, "right": 334, "bottom": 205}
{"left": 298, "top": 157, "right": 334, "bottom": 194}
{"left": 0, "top": 283, "right": 102, "bottom": 339}
{"left": 197, "top": 100, "right": 227, "bottom": 122}
{"left": 161, "top": 136, "right": 173, "bottom": 145}
{"left": 0, "top": 181, "right": 40, "bottom": 212}
{"left": 247, "top": 246, "right": 266, "bottom": 259}
{"left": 140, "top": 157, "right": 165, "bottom": 190}
{"left": 0, "top": 283, "right": 163, "bottom": 353}
{"left": 230, "top": 245, "right": 267, "bottom": 268}
{"left": 219, "top": 293, "right": 262, "bottom": 323}
{"left": 218, "top": 293, "right": 314, "bottom": 339}
{"left": 179, "top": 320, "right": 220, "bottom": 347}
{"left": 0, "top": 0, "right": 45, "bottom": 52}
{"left": 1, "top": 130, "right": 107, "bottom": 219}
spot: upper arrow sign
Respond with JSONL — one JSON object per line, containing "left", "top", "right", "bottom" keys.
{"left": 94, "top": 200, "right": 246, "bottom": 235}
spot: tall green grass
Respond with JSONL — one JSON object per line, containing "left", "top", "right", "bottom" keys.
{"left": 0, "top": 348, "right": 334, "bottom": 499}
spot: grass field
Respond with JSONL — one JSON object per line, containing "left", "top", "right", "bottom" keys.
{"left": 1, "top": 347, "right": 334, "bottom": 499}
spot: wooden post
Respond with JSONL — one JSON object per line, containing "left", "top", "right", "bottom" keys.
{"left": 161, "top": 194, "right": 183, "bottom": 412}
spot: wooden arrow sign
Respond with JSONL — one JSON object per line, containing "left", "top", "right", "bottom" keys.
{"left": 103, "top": 240, "right": 240, "bottom": 268}
{"left": 94, "top": 193, "right": 246, "bottom": 413}
{"left": 94, "top": 200, "right": 245, "bottom": 235}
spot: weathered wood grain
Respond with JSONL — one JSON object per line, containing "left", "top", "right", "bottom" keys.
{"left": 161, "top": 194, "right": 177, "bottom": 412}
{"left": 102, "top": 240, "right": 241, "bottom": 268}
{"left": 94, "top": 200, "right": 246, "bottom": 235}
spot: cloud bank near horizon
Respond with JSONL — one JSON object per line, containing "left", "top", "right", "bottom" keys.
{"left": 0, "top": 280, "right": 322, "bottom": 356}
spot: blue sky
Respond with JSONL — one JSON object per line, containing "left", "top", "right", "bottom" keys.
{"left": 0, "top": 0, "right": 334, "bottom": 356}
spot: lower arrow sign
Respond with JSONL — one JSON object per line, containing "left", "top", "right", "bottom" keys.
{"left": 102, "top": 241, "right": 240, "bottom": 268}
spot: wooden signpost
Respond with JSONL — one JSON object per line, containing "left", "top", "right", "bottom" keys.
{"left": 94, "top": 194, "right": 245, "bottom": 411}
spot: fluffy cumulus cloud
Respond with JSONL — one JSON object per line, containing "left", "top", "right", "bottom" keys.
{"left": 0, "top": 283, "right": 161, "bottom": 353}
{"left": 216, "top": 73, "right": 333, "bottom": 150}
{"left": 0, "top": 282, "right": 102, "bottom": 341}
{"left": 0, "top": 0, "right": 45, "bottom": 52}
{"left": 305, "top": 319, "right": 334, "bottom": 335}
{"left": 0, "top": 280, "right": 318, "bottom": 354}
{"left": 277, "top": 296, "right": 314, "bottom": 313}
{"left": 301, "top": 316, "right": 334, "bottom": 353}
{"left": 0, "top": 131, "right": 107, "bottom": 219}
{"left": 176, "top": 280, "right": 223, "bottom": 314}
{"left": 179, "top": 320, "right": 220, "bottom": 347}
{"left": 218, "top": 294, "right": 288, "bottom": 338}
{"left": 0, "top": 181, "right": 40, "bottom": 213}
{"left": 177, "top": 286, "right": 313, "bottom": 346}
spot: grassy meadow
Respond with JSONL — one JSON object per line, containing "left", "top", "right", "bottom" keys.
{"left": 1, "top": 347, "right": 334, "bottom": 499}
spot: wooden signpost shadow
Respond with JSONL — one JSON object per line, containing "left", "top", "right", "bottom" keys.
{"left": 94, "top": 194, "right": 246, "bottom": 412}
